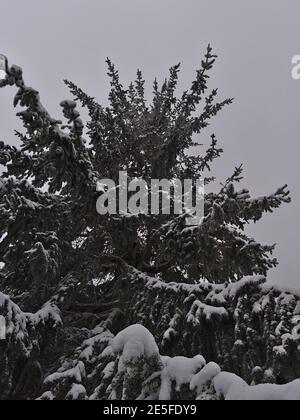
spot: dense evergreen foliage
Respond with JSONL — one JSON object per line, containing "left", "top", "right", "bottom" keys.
{"left": 0, "top": 48, "right": 297, "bottom": 400}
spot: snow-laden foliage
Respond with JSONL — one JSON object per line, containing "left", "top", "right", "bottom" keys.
{"left": 0, "top": 49, "right": 294, "bottom": 400}
{"left": 38, "top": 324, "right": 300, "bottom": 401}
{"left": 2, "top": 271, "right": 300, "bottom": 400}
{"left": 125, "top": 273, "right": 300, "bottom": 384}
{"left": 0, "top": 292, "right": 61, "bottom": 399}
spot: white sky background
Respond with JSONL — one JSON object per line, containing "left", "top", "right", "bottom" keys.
{"left": 0, "top": 0, "right": 300, "bottom": 287}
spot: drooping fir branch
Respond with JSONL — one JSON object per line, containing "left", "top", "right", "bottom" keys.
{"left": 1, "top": 63, "right": 98, "bottom": 194}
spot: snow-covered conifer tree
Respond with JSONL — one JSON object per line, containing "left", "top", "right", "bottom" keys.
{"left": 1, "top": 48, "right": 299, "bottom": 401}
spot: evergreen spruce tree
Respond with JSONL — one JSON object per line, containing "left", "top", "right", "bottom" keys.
{"left": 1, "top": 48, "right": 299, "bottom": 401}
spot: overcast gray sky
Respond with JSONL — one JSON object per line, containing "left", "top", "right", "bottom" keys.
{"left": 0, "top": 0, "right": 300, "bottom": 287}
